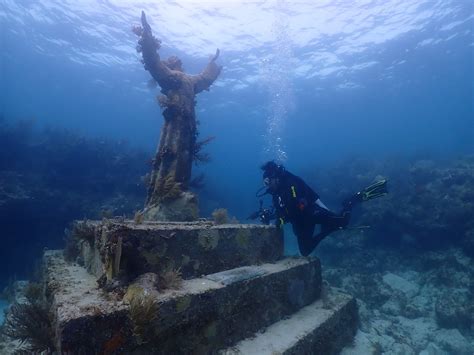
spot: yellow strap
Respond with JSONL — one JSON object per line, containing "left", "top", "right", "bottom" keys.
{"left": 291, "top": 186, "right": 296, "bottom": 198}
{"left": 279, "top": 218, "right": 284, "bottom": 227}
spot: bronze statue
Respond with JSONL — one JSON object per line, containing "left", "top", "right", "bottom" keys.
{"left": 134, "top": 11, "right": 222, "bottom": 221}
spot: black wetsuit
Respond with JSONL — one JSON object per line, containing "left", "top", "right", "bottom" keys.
{"left": 270, "top": 170, "right": 351, "bottom": 256}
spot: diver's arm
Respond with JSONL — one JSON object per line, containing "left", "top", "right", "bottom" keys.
{"left": 272, "top": 191, "right": 292, "bottom": 228}
{"left": 274, "top": 207, "right": 287, "bottom": 228}
{"left": 283, "top": 175, "right": 317, "bottom": 215}
{"left": 192, "top": 49, "right": 222, "bottom": 94}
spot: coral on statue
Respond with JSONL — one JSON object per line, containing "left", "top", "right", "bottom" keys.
{"left": 212, "top": 208, "right": 229, "bottom": 225}
{"left": 134, "top": 11, "right": 222, "bottom": 221}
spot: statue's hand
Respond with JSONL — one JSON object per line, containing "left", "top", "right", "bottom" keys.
{"left": 141, "top": 11, "right": 152, "bottom": 33}
{"left": 193, "top": 50, "right": 222, "bottom": 94}
{"left": 137, "top": 11, "right": 161, "bottom": 54}
{"left": 211, "top": 49, "right": 220, "bottom": 62}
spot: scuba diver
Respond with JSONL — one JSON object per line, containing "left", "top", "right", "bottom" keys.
{"left": 250, "top": 161, "right": 388, "bottom": 256}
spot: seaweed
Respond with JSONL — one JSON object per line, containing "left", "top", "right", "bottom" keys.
{"left": 71, "top": 220, "right": 96, "bottom": 244}
{"left": 193, "top": 136, "right": 215, "bottom": 165}
{"left": 189, "top": 173, "right": 205, "bottom": 189}
{"left": 63, "top": 220, "right": 96, "bottom": 262}
{"left": 212, "top": 208, "right": 229, "bottom": 225}
{"left": 161, "top": 175, "right": 182, "bottom": 201}
{"left": 134, "top": 210, "right": 145, "bottom": 224}
{"left": 158, "top": 268, "right": 183, "bottom": 291}
{"left": 24, "top": 283, "right": 42, "bottom": 305}
{"left": 129, "top": 294, "right": 159, "bottom": 345}
{"left": 2, "top": 302, "right": 54, "bottom": 352}
{"left": 153, "top": 174, "right": 182, "bottom": 202}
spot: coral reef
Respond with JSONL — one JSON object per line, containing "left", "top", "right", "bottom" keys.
{"left": 435, "top": 288, "right": 473, "bottom": 330}
{"left": 134, "top": 11, "right": 221, "bottom": 220}
{"left": 305, "top": 155, "right": 474, "bottom": 253}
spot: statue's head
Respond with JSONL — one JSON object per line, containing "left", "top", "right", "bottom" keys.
{"left": 165, "top": 56, "right": 183, "bottom": 72}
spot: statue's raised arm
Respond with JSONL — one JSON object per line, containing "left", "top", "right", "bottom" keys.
{"left": 134, "top": 11, "right": 172, "bottom": 87}
{"left": 193, "top": 49, "right": 223, "bottom": 94}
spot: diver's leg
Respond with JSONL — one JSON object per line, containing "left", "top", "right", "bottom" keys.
{"left": 303, "top": 205, "right": 351, "bottom": 249}
{"left": 311, "top": 225, "right": 337, "bottom": 247}
{"left": 292, "top": 222, "right": 317, "bottom": 257}
{"left": 343, "top": 180, "right": 388, "bottom": 210}
{"left": 313, "top": 205, "right": 350, "bottom": 230}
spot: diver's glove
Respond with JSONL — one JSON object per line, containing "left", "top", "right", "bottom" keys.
{"left": 259, "top": 208, "right": 274, "bottom": 225}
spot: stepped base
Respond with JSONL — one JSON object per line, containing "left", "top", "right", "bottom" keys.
{"left": 43, "top": 251, "right": 131, "bottom": 353}
{"left": 75, "top": 220, "right": 283, "bottom": 283}
{"left": 44, "top": 250, "right": 322, "bottom": 353}
{"left": 221, "top": 287, "right": 358, "bottom": 355}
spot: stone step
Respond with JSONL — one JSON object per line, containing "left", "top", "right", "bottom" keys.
{"left": 74, "top": 220, "right": 283, "bottom": 284}
{"left": 220, "top": 287, "right": 358, "bottom": 355}
{"left": 43, "top": 250, "right": 131, "bottom": 353}
{"left": 44, "top": 250, "right": 322, "bottom": 354}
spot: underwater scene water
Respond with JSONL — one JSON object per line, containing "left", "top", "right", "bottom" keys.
{"left": 0, "top": 0, "right": 473, "bottom": 353}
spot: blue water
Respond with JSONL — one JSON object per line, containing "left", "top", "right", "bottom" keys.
{"left": 0, "top": 1, "right": 473, "bottom": 285}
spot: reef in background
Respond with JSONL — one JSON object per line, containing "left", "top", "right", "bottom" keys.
{"left": 305, "top": 154, "right": 474, "bottom": 254}
{"left": 0, "top": 118, "right": 148, "bottom": 287}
